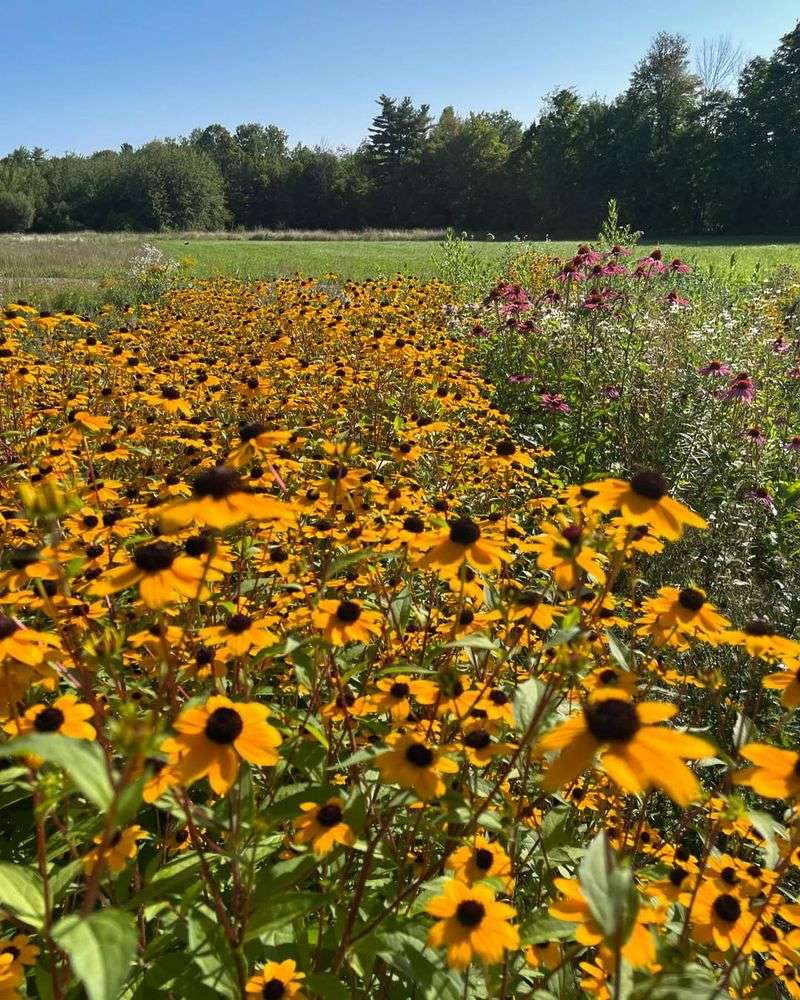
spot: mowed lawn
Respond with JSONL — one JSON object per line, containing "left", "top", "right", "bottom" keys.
{"left": 157, "top": 237, "right": 800, "bottom": 282}
{"left": 2, "top": 233, "right": 800, "bottom": 310}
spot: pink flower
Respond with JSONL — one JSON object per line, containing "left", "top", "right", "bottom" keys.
{"left": 540, "top": 392, "right": 571, "bottom": 413}
{"left": 608, "top": 244, "right": 632, "bottom": 257}
{"left": 556, "top": 262, "right": 586, "bottom": 283}
{"left": 599, "top": 261, "right": 629, "bottom": 277}
{"left": 508, "top": 373, "right": 533, "bottom": 384}
{"left": 744, "top": 426, "right": 766, "bottom": 447}
{"left": 788, "top": 366, "right": 800, "bottom": 379}
{"left": 669, "top": 258, "right": 693, "bottom": 274}
{"left": 636, "top": 248, "right": 667, "bottom": 275}
{"left": 541, "top": 288, "right": 562, "bottom": 305}
{"left": 772, "top": 336, "right": 791, "bottom": 354}
{"left": 786, "top": 436, "right": 800, "bottom": 452}
{"left": 723, "top": 372, "right": 755, "bottom": 404}
{"left": 471, "top": 323, "right": 490, "bottom": 339}
{"left": 699, "top": 360, "right": 732, "bottom": 376}
{"left": 582, "top": 289, "right": 610, "bottom": 310}
{"left": 744, "top": 486, "right": 776, "bottom": 514}
{"left": 666, "top": 290, "right": 690, "bottom": 307}
{"left": 574, "top": 244, "right": 603, "bottom": 266}
{"left": 604, "top": 384, "right": 621, "bottom": 400}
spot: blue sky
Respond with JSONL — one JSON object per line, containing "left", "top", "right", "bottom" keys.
{"left": 3, "top": 0, "right": 797, "bottom": 156}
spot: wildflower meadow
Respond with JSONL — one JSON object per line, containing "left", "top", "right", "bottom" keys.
{"left": 2, "top": 236, "right": 800, "bottom": 1000}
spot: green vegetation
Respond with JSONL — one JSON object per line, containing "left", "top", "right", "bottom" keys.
{"left": 3, "top": 232, "right": 800, "bottom": 312}
{"left": 2, "top": 23, "right": 800, "bottom": 237}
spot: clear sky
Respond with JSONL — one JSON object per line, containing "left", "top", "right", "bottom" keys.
{"left": 3, "top": 0, "right": 797, "bottom": 156}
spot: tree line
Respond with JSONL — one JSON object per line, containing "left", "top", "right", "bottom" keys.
{"left": 2, "top": 22, "right": 799, "bottom": 236}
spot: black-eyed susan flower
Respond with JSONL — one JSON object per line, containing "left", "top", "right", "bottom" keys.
{"left": 734, "top": 743, "right": 800, "bottom": 798}
{"left": 200, "top": 612, "right": 277, "bottom": 657}
{"left": 0, "top": 933, "right": 38, "bottom": 970}
{"left": 245, "top": 959, "right": 306, "bottom": 1000}
{"left": 530, "top": 521, "right": 606, "bottom": 590}
{"left": 161, "top": 695, "right": 282, "bottom": 795}
{"left": 724, "top": 621, "right": 800, "bottom": 660}
{"left": 417, "top": 517, "right": 509, "bottom": 576}
{"left": 83, "top": 824, "right": 148, "bottom": 875}
{"left": 536, "top": 688, "right": 713, "bottom": 805}
{"left": 294, "top": 797, "right": 356, "bottom": 856}
{"left": 582, "top": 471, "right": 707, "bottom": 540}
{"left": 763, "top": 661, "right": 800, "bottom": 707}
{"left": 425, "top": 879, "right": 519, "bottom": 969}
{"left": 312, "top": 598, "right": 382, "bottom": 646}
{"left": 375, "top": 731, "right": 458, "bottom": 800}
{"left": 691, "top": 880, "right": 750, "bottom": 952}
{"left": 93, "top": 540, "right": 208, "bottom": 609}
{"left": 525, "top": 939, "right": 562, "bottom": 971}
{"left": 636, "top": 586, "right": 730, "bottom": 647}
{"left": 6, "top": 694, "right": 96, "bottom": 740}
{"left": 0, "top": 615, "right": 60, "bottom": 665}
{"left": 447, "top": 835, "right": 513, "bottom": 890}
{"left": 353, "top": 674, "right": 437, "bottom": 721}
{"left": 160, "top": 465, "right": 294, "bottom": 531}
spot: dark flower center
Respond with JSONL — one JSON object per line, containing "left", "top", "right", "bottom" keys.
{"left": 489, "top": 689, "right": 508, "bottom": 705}
{"left": 669, "top": 865, "right": 688, "bottom": 887}
{"left": 561, "top": 524, "right": 582, "bottom": 544}
{"left": 474, "top": 848, "right": 494, "bottom": 871}
{"left": 204, "top": 707, "right": 243, "bottom": 745}
{"left": 239, "top": 421, "right": 267, "bottom": 441}
{"left": 584, "top": 698, "right": 640, "bottom": 742}
{"left": 720, "top": 866, "right": 739, "bottom": 886}
{"left": 743, "top": 620, "right": 772, "bottom": 637}
{"left": 463, "top": 730, "right": 491, "bottom": 750}
{"left": 402, "top": 515, "right": 425, "bottom": 533}
{"left": 1, "top": 946, "right": 20, "bottom": 959}
{"left": 794, "top": 754, "right": 800, "bottom": 778}
{"left": 630, "top": 471, "right": 668, "bottom": 501}
{"left": 495, "top": 439, "right": 516, "bottom": 457}
{"left": 599, "top": 669, "right": 618, "bottom": 684}
{"left": 33, "top": 706, "right": 65, "bottom": 733}
{"left": 270, "top": 546, "right": 288, "bottom": 563}
{"left": 405, "top": 742, "right": 434, "bottom": 768}
{"left": 0, "top": 617, "right": 20, "bottom": 640}
{"left": 184, "top": 534, "right": 212, "bottom": 557}
{"left": 678, "top": 588, "right": 705, "bottom": 612}
{"left": 193, "top": 466, "right": 243, "bottom": 499}
{"left": 390, "top": 682, "right": 410, "bottom": 699}
{"left": 712, "top": 893, "right": 741, "bottom": 924}
{"left": 133, "top": 541, "right": 177, "bottom": 573}
{"left": 9, "top": 546, "right": 39, "bottom": 569}
{"left": 458, "top": 610, "right": 474, "bottom": 626}
{"left": 226, "top": 614, "right": 253, "bottom": 634}
{"left": 456, "top": 900, "right": 485, "bottom": 928}
{"left": 262, "top": 980, "right": 286, "bottom": 1000}
{"left": 328, "top": 463, "right": 348, "bottom": 480}
{"left": 316, "top": 803, "right": 343, "bottom": 827}
{"left": 335, "top": 600, "right": 361, "bottom": 624}
{"left": 161, "top": 386, "right": 180, "bottom": 400}
{"left": 760, "top": 925, "right": 779, "bottom": 943}
{"left": 449, "top": 518, "right": 481, "bottom": 546}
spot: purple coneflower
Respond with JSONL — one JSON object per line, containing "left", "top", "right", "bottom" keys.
{"left": 786, "top": 436, "right": 800, "bottom": 452}
{"left": 772, "top": 336, "right": 791, "bottom": 354}
{"left": 699, "top": 360, "right": 731, "bottom": 377}
{"left": 724, "top": 372, "right": 755, "bottom": 404}
{"left": 669, "top": 258, "right": 693, "bottom": 274}
{"left": 508, "top": 373, "right": 533, "bottom": 385}
{"left": 574, "top": 244, "right": 603, "bottom": 266}
{"left": 556, "top": 262, "right": 586, "bottom": 283}
{"left": 471, "top": 323, "right": 489, "bottom": 339}
{"left": 744, "top": 426, "right": 766, "bottom": 447}
{"left": 540, "top": 392, "right": 571, "bottom": 413}
{"left": 636, "top": 248, "right": 667, "bottom": 275}
{"left": 604, "top": 384, "right": 621, "bottom": 400}
{"left": 608, "top": 244, "right": 632, "bottom": 257}
{"left": 744, "top": 486, "right": 776, "bottom": 514}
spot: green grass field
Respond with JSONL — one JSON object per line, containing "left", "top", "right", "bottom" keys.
{"left": 158, "top": 237, "right": 800, "bottom": 282}
{"left": 2, "top": 233, "right": 800, "bottom": 311}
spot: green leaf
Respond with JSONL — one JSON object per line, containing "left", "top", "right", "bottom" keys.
{"left": 186, "top": 907, "right": 239, "bottom": 998}
{"left": 0, "top": 734, "right": 113, "bottom": 810}
{"left": 305, "top": 973, "right": 348, "bottom": 999}
{"left": 513, "top": 677, "right": 544, "bottom": 731}
{"left": 53, "top": 908, "right": 138, "bottom": 1000}
{"left": 606, "top": 630, "right": 632, "bottom": 671}
{"left": 0, "top": 862, "right": 45, "bottom": 927}
{"left": 747, "top": 808, "right": 787, "bottom": 869}
{"left": 245, "top": 891, "right": 329, "bottom": 941}
{"left": 579, "top": 832, "right": 639, "bottom": 945}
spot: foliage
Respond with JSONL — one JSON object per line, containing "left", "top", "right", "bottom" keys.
{"left": 0, "top": 190, "right": 35, "bottom": 232}
{"left": 1, "top": 271, "right": 800, "bottom": 999}
{"left": 3, "top": 21, "right": 800, "bottom": 234}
